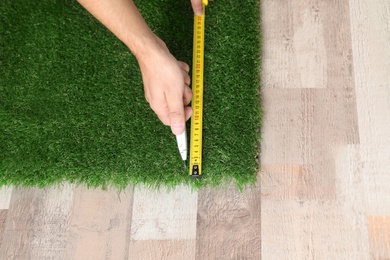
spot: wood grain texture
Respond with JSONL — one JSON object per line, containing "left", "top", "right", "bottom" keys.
{"left": 195, "top": 180, "right": 261, "bottom": 259}
{"left": 0, "top": 185, "right": 74, "bottom": 260}
{"left": 262, "top": 0, "right": 353, "bottom": 89}
{"left": 261, "top": 0, "right": 359, "bottom": 200}
{"left": 261, "top": 0, "right": 390, "bottom": 258}
{"left": 0, "top": 210, "right": 7, "bottom": 250}
{"left": 367, "top": 216, "right": 390, "bottom": 259}
{"left": 0, "top": 188, "right": 39, "bottom": 259}
{"left": 261, "top": 146, "right": 371, "bottom": 259}
{"left": 332, "top": 145, "right": 369, "bottom": 258}
{"left": 64, "top": 186, "right": 134, "bottom": 260}
{"left": 349, "top": 0, "right": 390, "bottom": 258}
{"left": 129, "top": 240, "right": 195, "bottom": 260}
{"left": 130, "top": 185, "right": 197, "bottom": 241}
{"left": 0, "top": 186, "right": 13, "bottom": 209}
{"left": 349, "top": 0, "right": 390, "bottom": 216}
{"left": 128, "top": 185, "right": 197, "bottom": 259}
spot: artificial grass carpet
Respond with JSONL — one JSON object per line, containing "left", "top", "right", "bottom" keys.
{"left": 0, "top": 0, "right": 261, "bottom": 189}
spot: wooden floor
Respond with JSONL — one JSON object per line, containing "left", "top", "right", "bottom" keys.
{"left": 1, "top": 0, "right": 390, "bottom": 259}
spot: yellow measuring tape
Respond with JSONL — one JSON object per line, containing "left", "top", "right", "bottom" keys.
{"left": 189, "top": 0, "right": 208, "bottom": 178}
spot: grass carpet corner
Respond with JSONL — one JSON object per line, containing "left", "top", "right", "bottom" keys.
{"left": 0, "top": 0, "right": 261, "bottom": 190}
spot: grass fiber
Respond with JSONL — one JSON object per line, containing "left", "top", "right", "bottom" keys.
{"left": 0, "top": 0, "right": 261, "bottom": 190}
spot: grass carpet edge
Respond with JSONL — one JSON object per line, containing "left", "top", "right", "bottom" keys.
{"left": 0, "top": 0, "right": 262, "bottom": 191}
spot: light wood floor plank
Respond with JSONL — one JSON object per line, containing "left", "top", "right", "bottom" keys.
{"left": 129, "top": 185, "right": 197, "bottom": 259}
{"left": 0, "top": 185, "right": 74, "bottom": 259}
{"left": 64, "top": 186, "right": 134, "bottom": 260}
{"left": 261, "top": 88, "right": 359, "bottom": 199}
{"left": 262, "top": 145, "right": 371, "bottom": 259}
{"left": 195, "top": 180, "right": 261, "bottom": 259}
{"left": 0, "top": 210, "right": 7, "bottom": 250}
{"left": 260, "top": 0, "right": 368, "bottom": 258}
{"left": 333, "top": 145, "right": 370, "bottom": 258}
{"left": 349, "top": 0, "right": 390, "bottom": 216}
{"left": 0, "top": 188, "right": 40, "bottom": 259}
{"left": 129, "top": 240, "right": 195, "bottom": 260}
{"left": 349, "top": 0, "right": 390, "bottom": 257}
{"left": 367, "top": 216, "right": 390, "bottom": 259}
{"left": 261, "top": 88, "right": 359, "bottom": 162}
{"left": 262, "top": 0, "right": 354, "bottom": 89}
{"left": 0, "top": 186, "right": 13, "bottom": 210}
{"left": 130, "top": 185, "right": 197, "bottom": 241}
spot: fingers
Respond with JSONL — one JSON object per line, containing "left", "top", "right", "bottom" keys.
{"left": 191, "top": 0, "right": 203, "bottom": 16}
{"left": 178, "top": 61, "right": 190, "bottom": 73}
{"left": 183, "top": 85, "right": 192, "bottom": 106}
{"left": 182, "top": 70, "right": 190, "bottom": 86}
{"left": 150, "top": 97, "right": 192, "bottom": 132}
{"left": 141, "top": 54, "right": 192, "bottom": 135}
{"left": 147, "top": 82, "right": 192, "bottom": 135}
{"left": 179, "top": 61, "right": 190, "bottom": 87}
{"left": 184, "top": 106, "right": 193, "bottom": 121}
{"left": 179, "top": 61, "right": 192, "bottom": 105}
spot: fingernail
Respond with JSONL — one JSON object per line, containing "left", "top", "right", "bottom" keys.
{"left": 195, "top": 9, "right": 202, "bottom": 16}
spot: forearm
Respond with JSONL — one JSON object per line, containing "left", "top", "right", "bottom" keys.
{"left": 78, "top": 0, "right": 193, "bottom": 135}
{"left": 77, "top": 0, "right": 158, "bottom": 60}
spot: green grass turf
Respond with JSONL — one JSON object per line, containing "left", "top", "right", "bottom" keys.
{"left": 0, "top": 0, "right": 261, "bottom": 190}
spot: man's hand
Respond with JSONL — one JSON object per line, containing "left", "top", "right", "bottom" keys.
{"left": 138, "top": 37, "right": 192, "bottom": 135}
{"left": 191, "top": 0, "right": 203, "bottom": 16}
{"left": 77, "top": 0, "right": 196, "bottom": 135}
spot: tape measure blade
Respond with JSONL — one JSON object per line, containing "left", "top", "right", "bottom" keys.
{"left": 189, "top": 8, "right": 205, "bottom": 177}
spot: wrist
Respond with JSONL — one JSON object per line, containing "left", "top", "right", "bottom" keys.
{"left": 128, "top": 34, "right": 161, "bottom": 63}
{"left": 130, "top": 34, "right": 169, "bottom": 65}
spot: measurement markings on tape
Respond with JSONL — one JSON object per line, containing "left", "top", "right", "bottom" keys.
{"left": 189, "top": 0, "right": 208, "bottom": 178}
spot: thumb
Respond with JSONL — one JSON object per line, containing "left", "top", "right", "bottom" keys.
{"left": 191, "top": 0, "right": 203, "bottom": 16}
{"left": 167, "top": 97, "right": 186, "bottom": 135}
{"left": 169, "top": 110, "right": 186, "bottom": 135}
